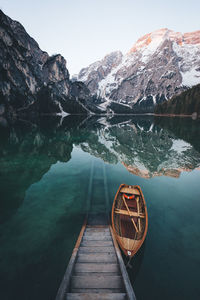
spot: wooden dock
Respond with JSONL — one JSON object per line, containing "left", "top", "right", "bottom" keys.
{"left": 56, "top": 214, "right": 136, "bottom": 300}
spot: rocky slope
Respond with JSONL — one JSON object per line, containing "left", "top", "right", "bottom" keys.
{"left": 74, "top": 51, "right": 123, "bottom": 95}
{"left": 77, "top": 28, "right": 200, "bottom": 113}
{"left": 155, "top": 83, "right": 200, "bottom": 117}
{"left": 0, "top": 10, "right": 100, "bottom": 117}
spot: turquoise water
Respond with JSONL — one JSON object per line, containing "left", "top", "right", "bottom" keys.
{"left": 0, "top": 115, "right": 200, "bottom": 299}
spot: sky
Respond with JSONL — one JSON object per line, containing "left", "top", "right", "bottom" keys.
{"left": 1, "top": 0, "right": 200, "bottom": 75}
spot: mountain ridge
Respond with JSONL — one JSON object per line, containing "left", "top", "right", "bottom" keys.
{"left": 0, "top": 9, "right": 101, "bottom": 118}
{"left": 77, "top": 28, "right": 200, "bottom": 113}
{"left": 1, "top": 10, "right": 200, "bottom": 117}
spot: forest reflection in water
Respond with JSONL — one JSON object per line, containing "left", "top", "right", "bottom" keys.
{"left": 0, "top": 115, "right": 200, "bottom": 300}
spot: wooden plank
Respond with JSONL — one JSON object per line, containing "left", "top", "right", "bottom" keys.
{"left": 115, "top": 209, "right": 145, "bottom": 218}
{"left": 74, "top": 263, "right": 119, "bottom": 273}
{"left": 81, "top": 241, "right": 113, "bottom": 247}
{"left": 71, "top": 289, "right": 124, "bottom": 293}
{"left": 84, "top": 228, "right": 110, "bottom": 233}
{"left": 110, "top": 226, "right": 137, "bottom": 300}
{"left": 82, "top": 235, "right": 111, "bottom": 241}
{"left": 55, "top": 219, "right": 87, "bottom": 300}
{"left": 77, "top": 253, "right": 117, "bottom": 263}
{"left": 66, "top": 292, "right": 126, "bottom": 300}
{"left": 74, "top": 272, "right": 120, "bottom": 277}
{"left": 83, "top": 235, "right": 111, "bottom": 240}
{"left": 79, "top": 246, "right": 114, "bottom": 253}
{"left": 71, "top": 275, "right": 123, "bottom": 289}
{"left": 84, "top": 232, "right": 111, "bottom": 238}
{"left": 120, "top": 187, "right": 140, "bottom": 195}
{"left": 86, "top": 225, "right": 108, "bottom": 228}
{"left": 85, "top": 228, "right": 110, "bottom": 232}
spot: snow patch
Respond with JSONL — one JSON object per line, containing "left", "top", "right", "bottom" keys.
{"left": 181, "top": 67, "right": 200, "bottom": 87}
{"left": 98, "top": 54, "right": 137, "bottom": 100}
{"left": 137, "top": 124, "right": 144, "bottom": 131}
{"left": 152, "top": 95, "right": 156, "bottom": 105}
{"left": 148, "top": 123, "right": 154, "bottom": 132}
{"left": 173, "top": 42, "right": 200, "bottom": 87}
{"left": 170, "top": 139, "right": 192, "bottom": 154}
{"left": 140, "top": 37, "right": 162, "bottom": 63}
{"left": 56, "top": 101, "right": 69, "bottom": 117}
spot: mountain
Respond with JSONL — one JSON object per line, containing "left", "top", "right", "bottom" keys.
{"left": 154, "top": 83, "right": 200, "bottom": 117}
{"left": 77, "top": 28, "right": 200, "bottom": 113}
{"left": 0, "top": 10, "right": 100, "bottom": 118}
{"left": 75, "top": 51, "right": 123, "bottom": 95}
{"left": 1, "top": 10, "right": 199, "bottom": 117}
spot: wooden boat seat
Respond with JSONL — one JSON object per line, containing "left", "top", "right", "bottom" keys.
{"left": 120, "top": 187, "right": 140, "bottom": 195}
{"left": 115, "top": 209, "right": 145, "bottom": 218}
{"left": 118, "top": 236, "right": 142, "bottom": 248}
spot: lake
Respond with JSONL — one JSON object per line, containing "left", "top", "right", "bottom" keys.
{"left": 0, "top": 115, "right": 200, "bottom": 300}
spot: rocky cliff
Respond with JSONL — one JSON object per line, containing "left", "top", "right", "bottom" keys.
{"left": 75, "top": 51, "right": 123, "bottom": 95}
{"left": 1, "top": 10, "right": 200, "bottom": 117}
{"left": 77, "top": 28, "right": 200, "bottom": 113}
{"left": 0, "top": 10, "right": 99, "bottom": 117}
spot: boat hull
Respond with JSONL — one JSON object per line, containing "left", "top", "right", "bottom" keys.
{"left": 111, "top": 184, "right": 148, "bottom": 257}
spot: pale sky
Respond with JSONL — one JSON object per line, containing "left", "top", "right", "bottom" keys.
{"left": 1, "top": 0, "right": 200, "bottom": 76}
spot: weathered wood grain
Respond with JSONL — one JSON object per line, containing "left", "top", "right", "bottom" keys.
{"left": 81, "top": 240, "right": 113, "bottom": 247}
{"left": 82, "top": 235, "right": 111, "bottom": 241}
{"left": 79, "top": 246, "right": 114, "bottom": 253}
{"left": 110, "top": 226, "right": 136, "bottom": 300}
{"left": 83, "top": 232, "right": 111, "bottom": 238}
{"left": 85, "top": 228, "right": 110, "bottom": 233}
{"left": 77, "top": 253, "right": 117, "bottom": 263}
{"left": 66, "top": 292, "right": 127, "bottom": 300}
{"left": 71, "top": 275, "right": 123, "bottom": 289}
{"left": 56, "top": 215, "right": 136, "bottom": 300}
{"left": 70, "top": 288, "right": 124, "bottom": 293}
{"left": 74, "top": 263, "right": 119, "bottom": 273}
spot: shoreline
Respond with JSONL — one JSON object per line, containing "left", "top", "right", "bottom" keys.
{"left": 154, "top": 113, "right": 199, "bottom": 119}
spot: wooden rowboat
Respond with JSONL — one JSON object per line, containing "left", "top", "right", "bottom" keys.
{"left": 111, "top": 184, "right": 148, "bottom": 258}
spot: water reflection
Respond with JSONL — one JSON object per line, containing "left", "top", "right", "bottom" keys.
{"left": 0, "top": 115, "right": 200, "bottom": 300}
{"left": 1, "top": 115, "right": 200, "bottom": 223}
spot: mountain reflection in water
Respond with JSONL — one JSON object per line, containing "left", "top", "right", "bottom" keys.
{"left": 0, "top": 115, "right": 200, "bottom": 222}
{"left": 0, "top": 115, "right": 200, "bottom": 300}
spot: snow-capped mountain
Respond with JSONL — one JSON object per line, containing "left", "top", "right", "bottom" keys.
{"left": 76, "top": 51, "right": 123, "bottom": 95}
{"left": 77, "top": 28, "right": 200, "bottom": 113}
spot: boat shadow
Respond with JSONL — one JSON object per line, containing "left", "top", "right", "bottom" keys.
{"left": 123, "top": 240, "right": 146, "bottom": 283}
